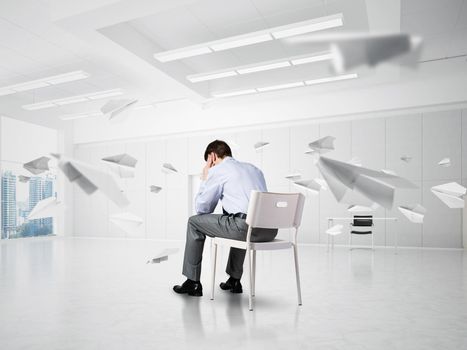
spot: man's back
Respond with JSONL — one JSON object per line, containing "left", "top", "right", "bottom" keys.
{"left": 195, "top": 157, "right": 267, "bottom": 215}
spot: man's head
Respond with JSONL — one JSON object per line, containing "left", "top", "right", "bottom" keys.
{"left": 204, "top": 140, "right": 232, "bottom": 165}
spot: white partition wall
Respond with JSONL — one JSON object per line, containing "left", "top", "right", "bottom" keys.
{"left": 73, "top": 108, "right": 467, "bottom": 248}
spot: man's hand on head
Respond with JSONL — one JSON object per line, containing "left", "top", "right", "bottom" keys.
{"left": 201, "top": 153, "right": 215, "bottom": 180}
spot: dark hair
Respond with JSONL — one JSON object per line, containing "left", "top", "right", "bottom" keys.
{"left": 204, "top": 140, "right": 232, "bottom": 161}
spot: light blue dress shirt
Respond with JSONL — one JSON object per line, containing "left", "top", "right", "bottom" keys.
{"left": 195, "top": 157, "right": 267, "bottom": 215}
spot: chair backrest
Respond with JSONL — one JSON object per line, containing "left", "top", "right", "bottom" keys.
{"left": 246, "top": 191, "right": 305, "bottom": 229}
{"left": 352, "top": 215, "right": 373, "bottom": 226}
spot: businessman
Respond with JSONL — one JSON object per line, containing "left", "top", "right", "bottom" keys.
{"left": 173, "top": 140, "right": 277, "bottom": 296}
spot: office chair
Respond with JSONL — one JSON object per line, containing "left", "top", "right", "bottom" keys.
{"left": 349, "top": 215, "right": 374, "bottom": 250}
{"left": 210, "top": 191, "right": 305, "bottom": 311}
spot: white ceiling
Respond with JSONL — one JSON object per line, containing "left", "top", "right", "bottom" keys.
{"left": 0, "top": 0, "right": 465, "bottom": 130}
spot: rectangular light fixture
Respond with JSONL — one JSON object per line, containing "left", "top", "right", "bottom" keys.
{"left": 291, "top": 52, "right": 333, "bottom": 65}
{"left": 60, "top": 112, "right": 103, "bottom": 121}
{"left": 257, "top": 81, "right": 304, "bottom": 92}
{"left": 210, "top": 34, "right": 273, "bottom": 51}
{"left": 212, "top": 89, "right": 257, "bottom": 98}
{"left": 154, "top": 47, "right": 212, "bottom": 63}
{"left": 237, "top": 61, "right": 291, "bottom": 74}
{"left": 22, "top": 88, "right": 124, "bottom": 111}
{"left": 0, "top": 70, "right": 90, "bottom": 96}
{"left": 304, "top": 73, "right": 358, "bottom": 85}
{"left": 187, "top": 71, "right": 237, "bottom": 83}
{"left": 154, "top": 13, "right": 343, "bottom": 63}
{"left": 271, "top": 13, "right": 344, "bottom": 39}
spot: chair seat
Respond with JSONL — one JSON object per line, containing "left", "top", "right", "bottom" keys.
{"left": 213, "top": 237, "right": 293, "bottom": 250}
{"left": 350, "top": 230, "right": 372, "bottom": 234}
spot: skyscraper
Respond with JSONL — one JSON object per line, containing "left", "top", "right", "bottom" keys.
{"left": 1, "top": 171, "right": 17, "bottom": 239}
{"left": 28, "top": 175, "right": 55, "bottom": 236}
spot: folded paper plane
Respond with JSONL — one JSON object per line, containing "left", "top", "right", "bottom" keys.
{"left": 162, "top": 163, "right": 178, "bottom": 174}
{"left": 347, "top": 204, "right": 377, "bottom": 212}
{"left": 348, "top": 157, "right": 362, "bottom": 167}
{"left": 52, "top": 153, "right": 129, "bottom": 207}
{"left": 18, "top": 175, "right": 31, "bottom": 183}
{"left": 308, "top": 136, "right": 335, "bottom": 154}
{"left": 400, "top": 155, "right": 412, "bottom": 163}
{"left": 326, "top": 224, "right": 343, "bottom": 236}
{"left": 293, "top": 179, "right": 326, "bottom": 194}
{"left": 285, "top": 173, "right": 302, "bottom": 181}
{"left": 23, "top": 156, "right": 50, "bottom": 175}
{"left": 431, "top": 182, "right": 466, "bottom": 208}
{"left": 438, "top": 158, "right": 451, "bottom": 167}
{"left": 254, "top": 141, "right": 270, "bottom": 151}
{"left": 101, "top": 99, "right": 138, "bottom": 122}
{"left": 286, "top": 32, "right": 423, "bottom": 73}
{"left": 109, "top": 212, "right": 143, "bottom": 233}
{"left": 381, "top": 169, "right": 397, "bottom": 175}
{"left": 102, "top": 153, "right": 137, "bottom": 178}
{"left": 146, "top": 248, "right": 179, "bottom": 264}
{"left": 398, "top": 204, "right": 426, "bottom": 223}
{"left": 317, "top": 156, "right": 418, "bottom": 209}
{"left": 28, "top": 197, "right": 62, "bottom": 220}
{"left": 149, "top": 185, "right": 162, "bottom": 194}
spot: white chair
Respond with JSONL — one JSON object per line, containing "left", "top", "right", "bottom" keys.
{"left": 210, "top": 191, "right": 306, "bottom": 311}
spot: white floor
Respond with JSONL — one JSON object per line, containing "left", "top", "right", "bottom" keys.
{"left": 1, "top": 236, "right": 467, "bottom": 350}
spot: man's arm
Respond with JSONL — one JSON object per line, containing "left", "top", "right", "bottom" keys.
{"left": 195, "top": 153, "right": 222, "bottom": 214}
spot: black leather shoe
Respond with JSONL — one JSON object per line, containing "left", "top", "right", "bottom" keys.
{"left": 220, "top": 277, "right": 243, "bottom": 293}
{"left": 173, "top": 279, "right": 203, "bottom": 296}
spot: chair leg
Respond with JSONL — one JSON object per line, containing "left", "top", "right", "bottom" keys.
{"left": 210, "top": 242, "right": 217, "bottom": 300}
{"left": 246, "top": 247, "right": 253, "bottom": 311}
{"left": 252, "top": 250, "right": 256, "bottom": 297}
{"left": 349, "top": 233, "right": 352, "bottom": 250}
{"left": 371, "top": 233, "right": 374, "bottom": 250}
{"left": 293, "top": 244, "right": 302, "bottom": 306}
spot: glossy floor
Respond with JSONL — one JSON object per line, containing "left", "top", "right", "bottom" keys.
{"left": 1, "top": 237, "right": 467, "bottom": 350}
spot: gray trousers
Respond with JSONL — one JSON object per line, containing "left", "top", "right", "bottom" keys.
{"left": 182, "top": 214, "right": 278, "bottom": 281}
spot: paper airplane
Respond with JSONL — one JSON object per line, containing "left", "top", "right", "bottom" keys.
{"left": 326, "top": 224, "right": 343, "bottom": 236}
{"left": 438, "top": 158, "right": 451, "bottom": 167}
{"left": 381, "top": 169, "right": 397, "bottom": 175}
{"left": 398, "top": 204, "right": 426, "bottom": 223}
{"left": 400, "top": 155, "right": 412, "bottom": 163}
{"left": 18, "top": 175, "right": 31, "bottom": 183}
{"left": 285, "top": 173, "right": 302, "bottom": 181}
{"left": 23, "top": 156, "right": 50, "bottom": 175}
{"left": 149, "top": 185, "right": 162, "bottom": 194}
{"left": 102, "top": 153, "right": 137, "bottom": 178}
{"left": 109, "top": 212, "right": 143, "bottom": 233}
{"left": 317, "top": 156, "right": 418, "bottom": 209}
{"left": 162, "top": 163, "right": 178, "bottom": 174}
{"left": 28, "top": 197, "right": 62, "bottom": 220}
{"left": 52, "top": 153, "right": 129, "bottom": 207}
{"left": 431, "top": 182, "right": 466, "bottom": 209}
{"left": 308, "top": 136, "right": 335, "bottom": 154}
{"left": 348, "top": 157, "right": 362, "bottom": 167}
{"left": 293, "top": 179, "right": 326, "bottom": 194}
{"left": 314, "top": 178, "right": 328, "bottom": 190}
{"left": 347, "top": 204, "right": 377, "bottom": 212}
{"left": 254, "top": 141, "right": 270, "bottom": 151}
{"left": 146, "top": 248, "right": 179, "bottom": 264}
{"left": 101, "top": 99, "right": 138, "bottom": 122}
{"left": 286, "top": 32, "right": 423, "bottom": 73}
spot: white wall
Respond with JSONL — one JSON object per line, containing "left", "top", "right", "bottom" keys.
{"left": 72, "top": 108, "right": 466, "bottom": 248}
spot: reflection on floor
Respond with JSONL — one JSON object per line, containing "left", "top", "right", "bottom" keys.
{"left": 1, "top": 237, "right": 467, "bottom": 349}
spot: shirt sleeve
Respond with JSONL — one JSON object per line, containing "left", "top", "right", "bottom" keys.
{"left": 195, "top": 169, "right": 223, "bottom": 214}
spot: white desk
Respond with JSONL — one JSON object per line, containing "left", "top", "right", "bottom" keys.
{"left": 326, "top": 217, "right": 398, "bottom": 252}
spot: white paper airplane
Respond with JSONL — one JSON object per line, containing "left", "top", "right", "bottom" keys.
{"left": 347, "top": 204, "right": 378, "bottom": 212}
{"left": 398, "top": 204, "right": 426, "bottom": 223}
{"left": 400, "top": 155, "right": 412, "bottom": 163}
{"left": 308, "top": 136, "right": 335, "bottom": 154}
{"left": 109, "top": 212, "right": 143, "bottom": 233}
{"left": 146, "top": 248, "right": 179, "bottom": 264}
{"left": 101, "top": 99, "right": 138, "bottom": 122}
{"left": 293, "top": 179, "right": 326, "bottom": 194}
{"left": 23, "top": 156, "right": 50, "bottom": 175}
{"left": 149, "top": 185, "right": 162, "bottom": 194}
{"left": 438, "top": 158, "right": 451, "bottom": 167}
{"left": 285, "top": 32, "right": 423, "bottom": 73}
{"left": 28, "top": 197, "right": 62, "bottom": 220}
{"left": 431, "top": 182, "right": 466, "bottom": 208}
{"left": 326, "top": 224, "right": 343, "bottom": 236}
{"left": 317, "top": 156, "right": 418, "bottom": 209}
{"left": 102, "top": 153, "right": 137, "bottom": 178}
{"left": 285, "top": 173, "right": 302, "bottom": 181}
{"left": 18, "top": 175, "right": 31, "bottom": 183}
{"left": 381, "top": 169, "right": 397, "bottom": 175}
{"left": 52, "top": 153, "right": 129, "bottom": 208}
{"left": 162, "top": 163, "right": 178, "bottom": 174}
{"left": 254, "top": 141, "right": 270, "bottom": 151}
{"left": 348, "top": 157, "right": 362, "bottom": 167}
